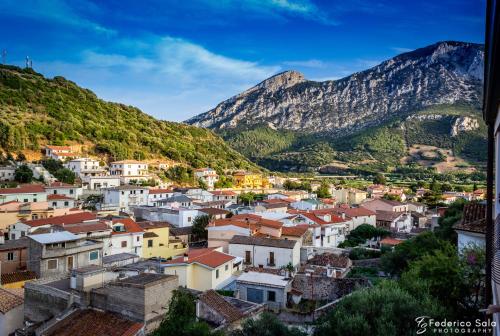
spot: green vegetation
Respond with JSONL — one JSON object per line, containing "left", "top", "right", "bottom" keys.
{"left": 230, "top": 312, "right": 306, "bottom": 336}
{"left": 14, "top": 164, "right": 33, "bottom": 183}
{"left": 316, "top": 181, "right": 331, "bottom": 198}
{"left": 54, "top": 168, "right": 76, "bottom": 184}
{"left": 339, "top": 224, "right": 390, "bottom": 248}
{"left": 0, "top": 65, "right": 259, "bottom": 175}
{"left": 192, "top": 215, "right": 212, "bottom": 241}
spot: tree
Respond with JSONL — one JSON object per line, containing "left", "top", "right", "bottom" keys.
{"left": 41, "top": 158, "right": 63, "bottom": 174}
{"left": 154, "top": 289, "right": 220, "bottom": 336}
{"left": 314, "top": 281, "right": 444, "bottom": 336}
{"left": 373, "top": 173, "right": 386, "bottom": 185}
{"left": 192, "top": 215, "right": 212, "bottom": 241}
{"left": 383, "top": 193, "right": 401, "bottom": 202}
{"left": 238, "top": 192, "right": 255, "bottom": 205}
{"left": 54, "top": 168, "right": 76, "bottom": 184}
{"left": 198, "top": 178, "right": 208, "bottom": 190}
{"left": 230, "top": 312, "right": 306, "bottom": 336}
{"left": 434, "top": 199, "right": 466, "bottom": 242}
{"left": 316, "top": 181, "right": 331, "bottom": 198}
{"left": 16, "top": 152, "right": 26, "bottom": 162}
{"left": 14, "top": 164, "right": 33, "bottom": 183}
{"left": 340, "top": 224, "right": 390, "bottom": 247}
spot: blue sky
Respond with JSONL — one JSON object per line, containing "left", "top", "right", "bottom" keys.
{"left": 0, "top": 0, "right": 485, "bottom": 121}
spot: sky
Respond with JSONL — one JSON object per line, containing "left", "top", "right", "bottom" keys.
{"left": 0, "top": 0, "right": 485, "bottom": 121}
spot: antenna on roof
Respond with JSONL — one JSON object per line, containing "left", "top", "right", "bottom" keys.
{"left": 1, "top": 50, "right": 6, "bottom": 65}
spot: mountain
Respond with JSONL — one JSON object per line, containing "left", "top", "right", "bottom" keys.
{"left": 187, "top": 41, "right": 483, "bottom": 134}
{"left": 0, "top": 65, "right": 259, "bottom": 174}
{"left": 187, "top": 41, "right": 486, "bottom": 173}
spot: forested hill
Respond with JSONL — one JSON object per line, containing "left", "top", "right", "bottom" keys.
{"left": 0, "top": 65, "right": 259, "bottom": 172}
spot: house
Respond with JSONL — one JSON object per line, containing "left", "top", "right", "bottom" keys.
{"left": 64, "top": 157, "right": 106, "bottom": 180}
{"left": 194, "top": 168, "right": 219, "bottom": 189}
{"left": 407, "top": 202, "right": 427, "bottom": 214}
{"left": 169, "top": 226, "right": 193, "bottom": 245}
{"left": 255, "top": 202, "right": 289, "bottom": 214}
{"left": 196, "top": 289, "right": 264, "bottom": 331}
{"left": 331, "top": 188, "right": 367, "bottom": 205}
{"left": 8, "top": 212, "right": 97, "bottom": 240}
{"left": 281, "top": 226, "right": 309, "bottom": 245}
{"left": 45, "top": 181, "right": 83, "bottom": 200}
{"left": 453, "top": 203, "right": 486, "bottom": 251}
{"left": 147, "top": 188, "right": 174, "bottom": 206}
{"left": 209, "top": 190, "right": 238, "bottom": 203}
{"left": 366, "top": 184, "right": 387, "bottom": 198}
{"left": 228, "top": 235, "right": 300, "bottom": 269}
{"left": 233, "top": 172, "right": 267, "bottom": 189}
{"left": 163, "top": 247, "right": 237, "bottom": 291}
{"left": 138, "top": 221, "right": 187, "bottom": 259}
{"left": 375, "top": 211, "right": 412, "bottom": 233}
{"left": 27, "top": 231, "right": 103, "bottom": 278}
{"left": 44, "top": 145, "right": 77, "bottom": 161}
{"left": 0, "top": 287, "right": 24, "bottom": 335}
{"left": 305, "top": 253, "right": 352, "bottom": 278}
{"left": 157, "top": 194, "right": 194, "bottom": 208}
{"left": 109, "top": 218, "right": 144, "bottom": 257}
{"left": 132, "top": 206, "right": 199, "bottom": 227}
{"left": 379, "top": 237, "right": 405, "bottom": 248}
{"left": 0, "top": 165, "right": 15, "bottom": 182}
{"left": 411, "top": 211, "right": 428, "bottom": 228}
{"left": 103, "top": 185, "right": 149, "bottom": 212}
{"left": 1, "top": 270, "right": 37, "bottom": 289}
{"left": 198, "top": 207, "right": 230, "bottom": 219}
{"left": 185, "top": 188, "right": 214, "bottom": 203}
{"left": 47, "top": 194, "right": 76, "bottom": 209}
{"left": 268, "top": 191, "right": 311, "bottom": 202}
{"left": 360, "top": 198, "right": 409, "bottom": 213}
{"left": 8, "top": 211, "right": 97, "bottom": 240}
{"left": 207, "top": 214, "right": 283, "bottom": 252}
{"left": 290, "top": 199, "right": 319, "bottom": 211}
{"left": 293, "top": 211, "right": 348, "bottom": 248}
{"left": 235, "top": 268, "right": 292, "bottom": 310}
{"left": 109, "top": 160, "right": 150, "bottom": 183}
{"left": 0, "top": 238, "right": 29, "bottom": 274}
{"left": 83, "top": 175, "right": 121, "bottom": 190}
{"left": 0, "top": 184, "right": 47, "bottom": 204}
{"left": 332, "top": 206, "right": 376, "bottom": 230}
{"left": 39, "top": 309, "right": 145, "bottom": 336}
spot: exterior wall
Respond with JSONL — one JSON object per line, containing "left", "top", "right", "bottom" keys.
{"left": 207, "top": 226, "right": 251, "bottom": 252}
{"left": 321, "top": 224, "right": 346, "bottom": 247}
{"left": 0, "top": 166, "right": 15, "bottom": 182}
{"left": 236, "top": 282, "right": 288, "bottom": 310}
{"left": 349, "top": 215, "right": 376, "bottom": 230}
{"left": 109, "top": 233, "right": 143, "bottom": 257}
{"left": 24, "top": 282, "right": 74, "bottom": 323}
{"left": 85, "top": 176, "right": 121, "bottom": 190}
{"left": 228, "top": 243, "right": 300, "bottom": 268}
{"left": 0, "top": 248, "right": 27, "bottom": 274}
{"left": 457, "top": 231, "right": 485, "bottom": 251}
{"left": 361, "top": 200, "right": 408, "bottom": 213}
{"left": 49, "top": 199, "right": 76, "bottom": 209}
{"left": 0, "top": 304, "right": 23, "bottom": 335}
{"left": 104, "top": 188, "right": 149, "bottom": 211}
{"left": 142, "top": 227, "right": 187, "bottom": 259}
{"left": 164, "top": 261, "right": 234, "bottom": 291}
{"left": 0, "top": 192, "right": 47, "bottom": 204}
{"left": 46, "top": 187, "right": 83, "bottom": 200}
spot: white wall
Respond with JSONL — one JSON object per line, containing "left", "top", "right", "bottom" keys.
{"left": 228, "top": 243, "right": 300, "bottom": 268}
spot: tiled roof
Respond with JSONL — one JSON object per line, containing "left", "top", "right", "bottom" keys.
{"left": 211, "top": 215, "right": 283, "bottom": 230}
{"left": 0, "top": 288, "right": 24, "bottom": 314}
{"left": 44, "top": 308, "right": 144, "bottom": 336}
{"left": 47, "top": 194, "right": 75, "bottom": 200}
{"left": 1, "top": 271, "right": 36, "bottom": 285}
{"left": 333, "top": 207, "right": 376, "bottom": 217}
{"left": 198, "top": 290, "right": 244, "bottom": 322}
{"left": 112, "top": 218, "right": 145, "bottom": 235}
{"left": 143, "top": 232, "right": 159, "bottom": 238}
{"left": 137, "top": 221, "right": 172, "bottom": 229}
{"left": 281, "top": 226, "right": 308, "bottom": 237}
{"left": 148, "top": 188, "right": 173, "bottom": 194}
{"left": 262, "top": 202, "right": 288, "bottom": 209}
{"left": 198, "top": 208, "right": 230, "bottom": 216}
{"left": 0, "top": 184, "right": 45, "bottom": 194}
{"left": 210, "top": 190, "right": 237, "bottom": 196}
{"left": 229, "top": 235, "right": 297, "bottom": 249}
{"left": 0, "top": 237, "right": 29, "bottom": 251}
{"left": 300, "top": 212, "right": 346, "bottom": 226}
{"left": 453, "top": 203, "right": 486, "bottom": 234}
{"left": 61, "top": 221, "right": 110, "bottom": 234}
{"left": 308, "top": 253, "right": 351, "bottom": 268}
{"left": 164, "top": 248, "right": 234, "bottom": 268}
{"left": 46, "top": 182, "right": 75, "bottom": 188}
{"left": 170, "top": 226, "right": 192, "bottom": 236}
{"left": 22, "top": 212, "right": 97, "bottom": 227}
{"left": 376, "top": 210, "right": 405, "bottom": 222}
{"left": 380, "top": 237, "right": 404, "bottom": 246}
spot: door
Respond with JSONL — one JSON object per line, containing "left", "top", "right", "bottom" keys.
{"left": 67, "top": 256, "right": 74, "bottom": 271}
{"left": 247, "top": 288, "right": 264, "bottom": 303}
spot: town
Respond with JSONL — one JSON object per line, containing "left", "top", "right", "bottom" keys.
{"left": 0, "top": 145, "right": 487, "bottom": 335}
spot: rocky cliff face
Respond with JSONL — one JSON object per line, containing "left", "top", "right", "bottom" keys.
{"left": 186, "top": 41, "right": 483, "bottom": 135}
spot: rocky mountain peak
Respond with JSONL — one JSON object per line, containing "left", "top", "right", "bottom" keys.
{"left": 256, "top": 70, "right": 306, "bottom": 91}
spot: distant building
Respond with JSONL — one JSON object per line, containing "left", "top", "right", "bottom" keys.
{"left": 0, "top": 165, "right": 15, "bottom": 182}
{"left": 233, "top": 171, "right": 267, "bottom": 189}
{"left": 44, "top": 145, "right": 77, "bottom": 161}
{"left": 360, "top": 198, "right": 409, "bottom": 213}
{"left": 194, "top": 168, "right": 219, "bottom": 189}
{"left": 331, "top": 188, "right": 367, "bottom": 205}
{"left": 45, "top": 181, "right": 83, "bottom": 200}
{"left": 64, "top": 157, "right": 106, "bottom": 180}
{"left": 453, "top": 203, "right": 486, "bottom": 251}
{"left": 109, "top": 160, "right": 150, "bottom": 183}
{"left": 103, "top": 185, "right": 149, "bottom": 212}
{"left": 0, "top": 184, "right": 47, "bottom": 204}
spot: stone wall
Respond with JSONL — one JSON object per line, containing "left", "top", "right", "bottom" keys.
{"left": 292, "top": 275, "right": 369, "bottom": 301}
{"left": 24, "top": 282, "right": 75, "bottom": 323}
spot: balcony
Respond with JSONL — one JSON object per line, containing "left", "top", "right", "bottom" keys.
{"left": 42, "top": 240, "right": 103, "bottom": 258}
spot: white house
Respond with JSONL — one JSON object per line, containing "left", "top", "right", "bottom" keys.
{"left": 47, "top": 194, "right": 76, "bottom": 209}
{"left": 84, "top": 176, "right": 121, "bottom": 190}
{"left": 147, "top": 188, "right": 175, "bottom": 206}
{"left": 108, "top": 218, "right": 144, "bottom": 257}
{"left": 296, "top": 212, "right": 348, "bottom": 248}
{"left": 185, "top": 189, "right": 214, "bottom": 203}
{"left": 64, "top": 158, "right": 107, "bottom": 180}
{"left": 228, "top": 235, "right": 300, "bottom": 269}
{"left": 156, "top": 195, "right": 194, "bottom": 208}
{"left": 132, "top": 206, "right": 199, "bottom": 228}
{"left": 375, "top": 211, "right": 412, "bottom": 233}
{"left": 102, "top": 185, "right": 149, "bottom": 212}
{"left": 209, "top": 191, "right": 238, "bottom": 203}
{"left": 45, "top": 182, "right": 83, "bottom": 200}
{"left": 44, "top": 145, "right": 77, "bottom": 161}
{"left": 333, "top": 207, "right": 377, "bottom": 231}
{"left": 361, "top": 198, "right": 409, "bottom": 213}
{"left": 0, "top": 165, "right": 15, "bottom": 182}
{"left": 109, "top": 160, "right": 150, "bottom": 183}
{"left": 0, "top": 185, "right": 47, "bottom": 204}
{"left": 194, "top": 168, "right": 219, "bottom": 190}
{"left": 453, "top": 203, "right": 486, "bottom": 252}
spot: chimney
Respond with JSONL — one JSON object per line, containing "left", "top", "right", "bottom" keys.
{"left": 183, "top": 253, "right": 189, "bottom": 262}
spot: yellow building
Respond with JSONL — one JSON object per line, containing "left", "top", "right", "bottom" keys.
{"left": 1, "top": 271, "right": 37, "bottom": 289}
{"left": 162, "top": 248, "right": 237, "bottom": 291}
{"left": 138, "top": 221, "right": 187, "bottom": 259}
{"left": 233, "top": 172, "right": 268, "bottom": 189}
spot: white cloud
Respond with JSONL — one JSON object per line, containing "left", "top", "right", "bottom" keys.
{"left": 283, "top": 59, "right": 326, "bottom": 68}
{"left": 391, "top": 47, "right": 413, "bottom": 53}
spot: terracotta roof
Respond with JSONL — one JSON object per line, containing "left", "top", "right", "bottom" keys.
{"left": 61, "top": 221, "right": 110, "bottom": 234}
{"left": 376, "top": 210, "right": 405, "bottom": 222}
{"left": 44, "top": 308, "right": 144, "bottom": 336}
{"left": 0, "top": 184, "right": 45, "bottom": 194}
{"left": 210, "top": 190, "right": 237, "bottom": 196}
{"left": 261, "top": 202, "right": 288, "bottom": 209}
{"left": 22, "top": 212, "right": 97, "bottom": 227}
{"left": 380, "top": 237, "right": 404, "bottom": 246}
{"left": 198, "top": 208, "right": 230, "bottom": 216}
{"left": 333, "top": 207, "right": 375, "bottom": 217}
{"left": 0, "top": 237, "right": 29, "bottom": 251}
{"left": 212, "top": 215, "right": 283, "bottom": 230}
{"left": 46, "top": 182, "right": 76, "bottom": 188}
{"left": 148, "top": 188, "right": 173, "bottom": 194}
{"left": 137, "top": 221, "right": 172, "bottom": 229}
{"left": 0, "top": 288, "right": 23, "bottom": 314}
{"left": 308, "top": 253, "right": 351, "bottom": 268}
{"left": 1, "top": 271, "right": 36, "bottom": 285}
{"left": 229, "top": 235, "right": 297, "bottom": 249}
{"left": 164, "top": 248, "right": 234, "bottom": 268}
{"left": 112, "top": 218, "right": 145, "bottom": 235}
{"left": 198, "top": 290, "right": 244, "bottom": 323}
{"left": 46, "top": 145, "right": 72, "bottom": 150}
{"left": 281, "top": 226, "right": 308, "bottom": 237}
{"left": 111, "top": 160, "right": 144, "bottom": 164}
{"left": 300, "top": 213, "right": 346, "bottom": 226}
{"left": 143, "top": 232, "right": 159, "bottom": 238}
{"left": 47, "top": 194, "right": 75, "bottom": 200}
{"left": 263, "top": 198, "right": 292, "bottom": 204}
{"left": 170, "top": 226, "right": 192, "bottom": 236}
{"left": 454, "top": 203, "right": 486, "bottom": 234}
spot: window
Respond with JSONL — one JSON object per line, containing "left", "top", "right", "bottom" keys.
{"left": 53, "top": 190, "right": 57, "bottom": 194}
{"left": 52, "top": 202, "right": 57, "bottom": 207}
{"left": 7, "top": 252, "right": 14, "bottom": 261}
{"left": 64, "top": 201, "right": 69, "bottom": 206}
{"left": 70, "top": 189, "right": 74, "bottom": 194}
{"left": 245, "top": 251, "right": 251, "bottom": 264}
{"left": 33, "top": 198, "right": 37, "bottom": 202}
{"left": 187, "top": 217, "right": 192, "bottom": 222}
{"left": 148, "top": 239, "right": 153, "bottom": 247}
{"left": 121, "top": 241, "right": 127, "bottom": 248}
{"left": 267, "top": 291, "right": 276, "bottom": 302}
{"left": 225, "top": 264, "right": 229, "bottom": 271}
{"left": 216, "top": 269, "right": 219, "bottom": 279}
{"left": 23, "top": 199, "right": 28, "bottom": 202}
{"left": 47, "top": 259, "right": 58, "bottom": 270}
{"left": 89, "top": 251, "right": 99, "bottom": 261}
{"left": 136, "top": 236, "right": 140, "bottom": 242}
{"left": 269, "top": 252, "right": 275, "bottom": 266}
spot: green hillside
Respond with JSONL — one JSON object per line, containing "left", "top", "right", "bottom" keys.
{"left": 220, "top": 104, "right": 486, "bottom": 173}
{"left": 0, "top": 65, "right": 259, "bottom": 172}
